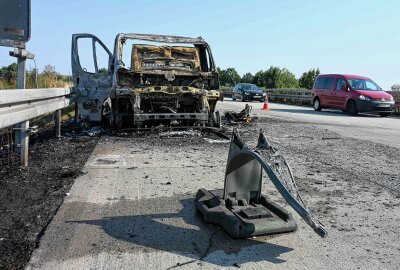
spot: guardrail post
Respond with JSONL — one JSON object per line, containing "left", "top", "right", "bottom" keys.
{"left": 55, "top": 110, "right": 61, "bottom": 138}
{"left": 10, "top": 46, "right": 35, "bottom": 167}
{"left": 16, "top": 51, "right": 29, "bottom": 166}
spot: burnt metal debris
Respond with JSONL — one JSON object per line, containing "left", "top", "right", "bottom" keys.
{"left": 71, "top": 33, "right": 223, "bottom": 129}
{"left": 196, "top": 129, "right": 327, "bottom": 238}
{"left": 224, "top": 104, "right": 254, "bottom": 124}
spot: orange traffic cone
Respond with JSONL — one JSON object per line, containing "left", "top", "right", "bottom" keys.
{"left": 262, "top": 93, "right": 270, "bottom": 110}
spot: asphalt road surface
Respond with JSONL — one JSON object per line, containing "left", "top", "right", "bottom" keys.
{"left": 219, "top": 99, "right": 400, "bottom": 148}
{"left": 27, "top": 101, "right": 400, "bottom": 270}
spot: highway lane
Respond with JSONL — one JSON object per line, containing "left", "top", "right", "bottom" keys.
{"left": 27, "top": 101, "right": 400, "bottom": 270}
{"left": 218, "top": 99, "right": 400, "bottom": 148}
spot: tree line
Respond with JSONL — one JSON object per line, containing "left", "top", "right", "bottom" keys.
{"left": 218, "top": 66, "right": 400, "bottom": 91}
{"left": 1, "top": 62, "right": 398, "bottom": 91}
{"left": 391, "top": 84, "right": 400, "bottom": 91}
{"left": 0, "top": 63, "right": 71, "bottom": 89}
{"left": 217, "top": 66, "right": 320, "bottom": 89}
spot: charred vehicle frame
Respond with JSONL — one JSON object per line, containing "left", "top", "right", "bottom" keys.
{"left": 71, "top": 33, "right": 223, "bottom": 128}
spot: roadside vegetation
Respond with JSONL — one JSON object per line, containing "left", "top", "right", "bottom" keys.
{"left": 391, "top": 83, "right": 400, "bottom": 91}
{"left": 218, "top": 66, "right": 320, "bottom": 89}
{"left": 218, "top": 66, "right": 400, "bottom": 93}
{"left": 0, "top": 63, "right": 75, "bottom": 128}
{"left": 0, "top": 63, "right": 71, "bottom": 89}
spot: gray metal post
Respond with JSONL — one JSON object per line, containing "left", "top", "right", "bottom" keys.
{"left": 16, "top": 51, "right": 29, "bottom": 166}
{"left": 33, "top": 59, "right": 38, "bottom": 88}
{"left": 10, "top": 46, "right": 34, "bottom": 167}
{"left": 55, "top": 109, "right": 61, "bottom": 138}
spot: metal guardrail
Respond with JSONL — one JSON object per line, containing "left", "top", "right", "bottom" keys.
{"left": 265, "top": 89, "right": 311, "bottom": 103}
{"left": 222, "top": 87, "right": 400, "bottom": 110}
{"left": 267, "top": 93, "right": 311, "bottom": 101}
{"left": 0, "top": 87, "right": 73, "bottom": 166}
{"left": 0, "top": 88, "right": 72, "bottom": 129}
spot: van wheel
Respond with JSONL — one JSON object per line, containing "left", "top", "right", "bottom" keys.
{"left": 116, "top": 113, "right": 123, "bottom": 128}
{"left": 232, "top": 95, "right": 236, "bottom": 101}
{"left": 110, "top": 109, "right": 116, "bottom": 127}
{"left": 347, "top": 100, "right": 358, "bottom": 116}
{"left": 211, "top": 111, "right": 221, "bottom": 128}
{"left": 239, "top": 94, "right": 245, "bottom": 102}
{"left": 313, "top": 98, "right": 322, "bottom": 111}
{"left": 379, "top": 112, "right": 391, "bottom": 117}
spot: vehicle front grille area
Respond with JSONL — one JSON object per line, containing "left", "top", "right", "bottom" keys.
{"left": 373, "top": 98, "right": 392, "bottom": 102}
{"left": 140, "top": 92, "right": 203, "bottom": 114}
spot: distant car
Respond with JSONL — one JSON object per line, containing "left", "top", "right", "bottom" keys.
{"left": 232, "top": 83, "right": 264, "bottom": 102}
{"left": 311, "top": 74, "right": 395, "bottom": 117}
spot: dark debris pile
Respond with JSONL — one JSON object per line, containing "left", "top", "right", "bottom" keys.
{"left": 0, "top": 122, "right": 98, "bottom": 270}
{"left": 224, "top": 104, "right": 257, "bottom": 125}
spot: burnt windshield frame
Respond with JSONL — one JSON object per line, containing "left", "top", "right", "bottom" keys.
{"left": 114, "top": 33, "right": 216, "bottom": 73}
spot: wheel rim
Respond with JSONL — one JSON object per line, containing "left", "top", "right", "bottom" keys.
{"left": 314, "top": 99, "right": 320, "bottom": 110}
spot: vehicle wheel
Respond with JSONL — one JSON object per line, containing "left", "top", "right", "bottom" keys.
{"left": 346, "top": 100, "right": 358, "bottom": 116}
{"left": 110, "top": 108, "right": 116, "bottom": 127}
{"left": 313, "top": 98, "right": 322, "bottom": 111}
{"left": 239, "top": 93, "right": 245, "bottom": 102}
{"left": 379, "top": 112, "right": 391, "bottom": 117}
{"left": 211, "top": 111, "right": 221, "bottom": 128}
{"left": 115, "top": 112, "right": 123, "bottom": 129}
{"left": 232, "top": 95, "right": 236, "bottom": 101}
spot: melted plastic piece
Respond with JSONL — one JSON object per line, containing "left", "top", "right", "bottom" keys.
{"left": 196, "top": 129, "right": 327, "bottom": 238}
{"left": 228, "top": 129, "right": 328, "bottom": 238}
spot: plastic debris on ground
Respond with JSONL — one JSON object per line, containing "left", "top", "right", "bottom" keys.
{"left": 224, "top": 104, "right": 257, "bottom": 124}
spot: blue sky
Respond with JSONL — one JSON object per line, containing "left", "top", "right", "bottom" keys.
{"left": 1, "top": 0, "right": 399, "bottom": 89}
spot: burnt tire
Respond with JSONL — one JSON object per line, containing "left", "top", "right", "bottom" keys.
{"left": 346, "top": 100, "right": 358, "bottom": 116}
{"left": 211, "top": 111, "right": 221, "bottom": 128}
{"left": 313, "top": 98, "right": 322, "bottom": 111}
{"left": 109, "top": 109, "right": 116, "bottom": 127}
{"left": 379, "top": 112, "right": 391, "bottom": 117}
{"left": 115, "top": 112, "right": 123, "bottom": 129}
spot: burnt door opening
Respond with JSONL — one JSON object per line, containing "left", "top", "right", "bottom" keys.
{"left": 71, "top": 34, "right": 114, "bottom": 122}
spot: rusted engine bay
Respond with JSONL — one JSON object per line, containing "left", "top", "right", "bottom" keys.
{"left": 114, "top": 42, "right": 222, "bottom": 127}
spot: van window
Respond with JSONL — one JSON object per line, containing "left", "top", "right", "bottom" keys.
{"left": 324, "top": 78, "right": 335, "bottom": 89}
{"left": 315, "top": 77, "right": 326, "bottom": 89}
{"left": 336, "top": 79, "right": 347, "bottom": 90}
{"left": 315, "top": 77, "right": 335, "bottom": 89}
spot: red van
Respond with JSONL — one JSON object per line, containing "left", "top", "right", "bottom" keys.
{"left": 311, "top": 74, "right": 395, "bottom": 117}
